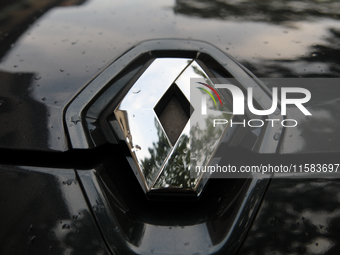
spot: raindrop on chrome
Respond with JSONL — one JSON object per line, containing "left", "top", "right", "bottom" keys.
{"left": 273, "top": 133, "right": 281, "bottom": 141}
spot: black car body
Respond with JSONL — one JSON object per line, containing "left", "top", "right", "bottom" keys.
{"left": 1, "top": 0, "right": 340, "bottom": 254}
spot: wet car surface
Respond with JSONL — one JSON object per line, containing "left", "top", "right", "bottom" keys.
{"left": 0, "top": 0, "right": 340, "bottom": 254}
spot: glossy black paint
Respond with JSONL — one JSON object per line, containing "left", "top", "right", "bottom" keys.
{"left": 0, "top": 165, "right": 109, "bottom": 255}
{"left": 0, "top": 0, "right": 339, "bottom": 151}
{"left": 238, "top": 178, "right": 340, "bottom": 254}
{"left": 0, "top": 1, "right": 340, "bottom": 255}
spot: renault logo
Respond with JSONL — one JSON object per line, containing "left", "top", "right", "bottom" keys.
{"left": 114, "top": 58, "right": 232, "bottom": 196}
{"left": 65, "top": 39, "right": 283, "bottom": 197}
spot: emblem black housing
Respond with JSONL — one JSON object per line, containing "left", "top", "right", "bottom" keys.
{"left": 66, "top": 39, "right": 282, "bottom": 193}
{"left": 63, "top": 39, "right": 281, "bottom": 254}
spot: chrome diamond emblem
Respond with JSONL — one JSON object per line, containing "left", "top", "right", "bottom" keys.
{"left": 114, "top": 58, "right": 231, "bottom": 195}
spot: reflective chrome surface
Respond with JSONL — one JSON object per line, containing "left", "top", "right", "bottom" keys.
{"left": 114, "top": 58, "right": 232, "bottom": 194}
{"left": 114, "top": 58, "right": 190, "bottom": 192}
